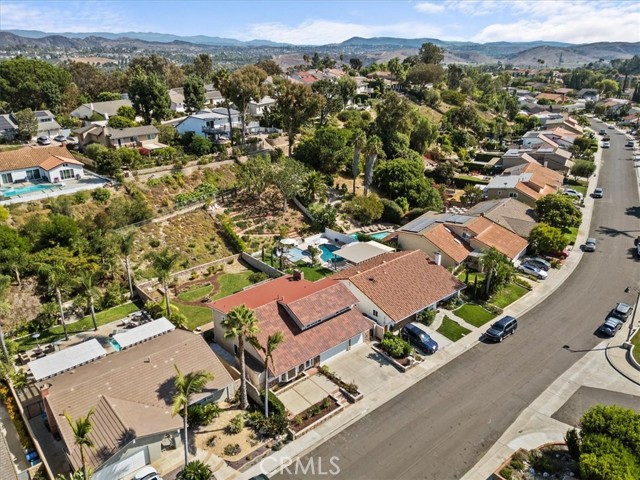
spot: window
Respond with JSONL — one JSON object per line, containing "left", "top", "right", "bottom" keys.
{"left": 372, "top": 310, "right": 378, "bottom": 317}
{"left": 60, "top": 169, "right": 74, "bottom": 180}
{"left": 509, "top": 192, "right": 518, "bottom": 198}
{"left": 462, "top": 232, "right": 471, "bottom": 240}
{"left": 1, "top": 173, "right": 13, "bottom": 184}
{"left": 497, "top": 191, "right": 502, "bottom": 196}
{"left": 26, "top": 169, "right": 41, "bottom": 180}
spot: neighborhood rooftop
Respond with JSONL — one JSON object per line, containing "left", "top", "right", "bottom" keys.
{"left": 0, "top": 145, "right": 83, "bottom": 173}
{"left": 28, "top": 339, "right": 107, "bottom": 381}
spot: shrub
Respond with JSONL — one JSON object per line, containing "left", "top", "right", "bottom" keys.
{"left": 149, "top": 239, "right": 161, "bottom": 248}
{"left": 187, "top": 402, "right": 220, "bottom": 428}
{"left": 225, "top": 414, "right": 244, "bottom": 434}
{"left": 380, "top": 332, "right": 412, "bottom": 359}
{"left": 346, "top": 194, "right": 384, "bottom": 223}
{"left": 264, "top": 389, "right": 286, "bottom": 417}
{"left": 263, "top": 414, "right": 290, "bottom": 438}
{"left": 73, "top": 191, "right": 90, "bottom": 204}
{"left": 223, "top": 443, "right": 241, "bottom": 456}
{"left": 417, "top": 309, "right": 436, "bottom": 326}
{"left": 380, "top": 198, "right": 404, "bottom": 224}
{"left": 510, "top": 458, "right": 525, "bottom": 471}
{"left": 248, "top": 272, "right": 268, "bottom": 283}
{"left": 499, "top": 466, "right": 513, "bottom": 479}
{"left": 528, "top": 451, "right": 553, "bottom": 473}
{"left": 91, "top": 188, "right": 111, "bottom": 204}
{"left": 244, "top": 411, "right": 265, "bottom": 431}
{"left": 216, "top": 214, "right": 246, "bottom": 253}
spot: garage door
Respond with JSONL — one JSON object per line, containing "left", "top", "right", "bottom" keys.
{"left": 350, "top": 333, "right": 364, "bottom": 347}
{"left": 319, "top": 340, "right": 349, "bottom": 362}
{"left": 93, "top": 450, "right": 146, "bottom": 480}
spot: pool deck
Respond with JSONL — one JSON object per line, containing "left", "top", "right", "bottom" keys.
{"left": 0, "top": 172, "right": 110, "bottom": 205}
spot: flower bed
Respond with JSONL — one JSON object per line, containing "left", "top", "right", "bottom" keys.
{"left": 316, "top": 365, "right": 362, "bottom": 402}
{"left": 289, "top": 395, "right": 340, "bottom": 434}
{"left": 371, "top": 343, "right": 415, "bottom": 372}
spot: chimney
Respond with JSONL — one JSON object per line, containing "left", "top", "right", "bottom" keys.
{"left": 434, "top": 252, "right": 442, "bottom": 266}
{"left": 293, "top": 270, "right": 304, "bottom": 281}
{"left": 40, "top": 383, "right": 50, "bottom": 399}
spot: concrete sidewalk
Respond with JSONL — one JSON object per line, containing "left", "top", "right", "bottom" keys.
{"left": 606, "top": 342, "right": 640, "bottom": 386}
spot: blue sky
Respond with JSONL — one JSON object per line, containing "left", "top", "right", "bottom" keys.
{"left": 1, "top": 1, "right": 639, "bottom": 45}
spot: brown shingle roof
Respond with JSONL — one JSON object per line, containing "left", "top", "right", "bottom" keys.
{"left": 44, "top": 330, "right": 233, "bottom": 470}
{"left": 332, "top": 251, "right": 466, "bottom": 323}
{"left": 0, "top": 145, "right": 80, "bottom": 173}
{"left": 423, "top": 224, "right": 473, "bottom": 264}
{"left": 466, "top": 217, "right": 529, "bottom": 259}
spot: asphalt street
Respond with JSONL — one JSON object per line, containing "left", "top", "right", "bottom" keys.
{"left": 275, "top": 122, "right": 640, "bottom": 480}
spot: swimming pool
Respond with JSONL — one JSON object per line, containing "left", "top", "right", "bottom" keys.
{"left": 1, "top": 184, "right": 58, "bottom": 198}
{"left": 285, "top": 247, "right": 309, "bottom": 263}
{"left": 350, "top": 231, "right": 391, "bottom": 241}
{"left": 319, "top": 244, "right": 341, "bottom": 262}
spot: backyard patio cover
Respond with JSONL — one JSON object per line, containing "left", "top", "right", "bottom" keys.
{"left": 28, "top": 339, "right": 107, "bottom": 381}
{"left": 334, "top": 241, "right": 395, "bottom": 265}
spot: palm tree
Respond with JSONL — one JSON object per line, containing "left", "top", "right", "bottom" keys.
{"left": 301, "top": 171, "right": 327, "bottom": 205}
{"left": 352, "top": 130, "right": 367, "bottom": 194}
{"left": 118, "top": 231, "right": 136, "bottom": 299}
{"left": 0, "top": 275, "right": 12, "bottom": 363}
{"left": 38, "top": 260, "right": 70, "bottom": 341}
{"left": 178, "top": 460, "right": 213, "bottom": 480}
{"left": 222, "top": 305, "right": 259, "bottom": 409}
{"left": 479, "top": 247, "right": 510, "bottom": 298}
{"left": 363, "top": 135, "right": 383, "bottom": 196}
{"left": 78, "top": 272, "right": 99, "bottom": 332}
{"left": 149, "top": 248, "right": 180, "bottom": 320}
{"left": 172, "top": 365, "right": 213, "bottom": 467}
{"left": 63, "top": 407, "right": 95, "bottom": 480}
{"left": 250, "top": 331, "right": 285, "bottom": 418}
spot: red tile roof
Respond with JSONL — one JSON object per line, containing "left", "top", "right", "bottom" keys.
{"left": 423, "top": 224, "right": 473, "bottom": 264}
{"left": 466, "top": 217, "right": 529, "bottom": 259}
{"left": 0, "top": 145, "right": 80, "bottom": 173}
{"left": 332, "top": 251, "right": 466, "bottom": 323}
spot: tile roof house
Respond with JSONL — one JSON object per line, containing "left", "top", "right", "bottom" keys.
{"left": 70, "top": 99, "right": 133, "bottom": 120}
{"left": 0, "top": 145, "right": 84, "bottom": 187}
{"left": 208, "top": 275, "right": 372, "bottom": 384}
{"left": 74, "top": 124, "right": 162, "bottom": 150}
{"left": 536, "top": 92, "right": 565, "bottom": 103}
{"left": 387, "top": 211, "right": 528, "bottom": 268}
{"left": 466, "top": 198, "right": 538, "bottom": 238}
{"left": 576, "top": 88, "right": 599, "bottom": 101}
{"left": 485, "top": 160, "right": 563, "bottom": 207}
{"left": 36, "top": 330, "right": 235, "bottom": 480}
{"left": 332, "top": 251, "right": 465, "bottom": 329}
{"left": 501, "top": 147, "right": 573, "bottom": 173}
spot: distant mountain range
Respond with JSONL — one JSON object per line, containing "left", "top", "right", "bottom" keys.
{"left": 2, "top": 30, "right": 639, "bottom": 66}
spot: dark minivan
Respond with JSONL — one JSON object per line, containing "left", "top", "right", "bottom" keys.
{"left": 485, "top": 316, "right": 518, "bottom": 342}
{"left": 401, "top": 323, "right": 438, "bottom": 354}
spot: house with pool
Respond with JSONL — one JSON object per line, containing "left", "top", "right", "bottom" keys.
{"left": 0, "top": 145, "right": 84, "bottom": 195}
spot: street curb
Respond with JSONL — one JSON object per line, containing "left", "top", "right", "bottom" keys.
{"left": 604, "top": 342, "right": 640, "bottom": 387}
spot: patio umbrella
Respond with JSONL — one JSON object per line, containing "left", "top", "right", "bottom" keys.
{"left": 280, "top": 238, "right": 297, "bottom": 246}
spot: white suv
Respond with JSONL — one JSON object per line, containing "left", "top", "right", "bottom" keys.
{"left": 133, "top": 467, "right": 163, "bottom": 480}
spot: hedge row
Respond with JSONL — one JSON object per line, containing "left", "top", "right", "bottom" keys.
{"left": 216, "top": 214, "right": 246, "bottom": 253}
{"left": 453, "top": 176, "right": 490, "bottom": 189}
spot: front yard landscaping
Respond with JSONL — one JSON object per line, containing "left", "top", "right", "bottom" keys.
{"left": 453, "top": 303, "right": 496, "bottom": 327}
{"left": 437, "top": 316, "right": 471, "bottom": 342}
{"left": 491, "top": 284, "right": 528, "bottom": 309}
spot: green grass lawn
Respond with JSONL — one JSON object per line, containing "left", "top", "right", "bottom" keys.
{"left": 178, "top": 283, "right": 214, "bottom": 302}
{"left": 631, "top": 329, "right": 640, "bottom": 365}
{"left": 212, "top": 272, "right": 255, "bottom": 300}
{"left": 437, "top": 316, "right": 472, "bottom": 342}
{"left": 566, "top": 179, "right": 588, "bottom": 196}
{"left": 173, "top": 301, "right": 213, "bottom": 330}
{"left": 16, "top": 302, "right": 140, "bottom": 351}
{"left": 491, "top": 284, "right": 529, "bottom": 309}
{"left": 457, "top": 271, "right": 486, "bottom": 285}
{"left": 296, "top": 264, "right": 334, "bottom": 281}
{"left": 453, "top": 303, "right": 496, "bottom": 328}
{"left": 564, "top": 227, "right": 579, "bottom": 246}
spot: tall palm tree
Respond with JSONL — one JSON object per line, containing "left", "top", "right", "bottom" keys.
{"left": 301, "top": 171, "right": 327, "bottom": 205}
{"left": 0, "top": 275, "right": 12, "bottom": 363}
{"left": 222, "top": 305, "right": 259, "bottom": 410}
{"left": 38, "top": 260, "right": 70, "bottom": 341}
{"left": 78, "top": 271, "right": 99, "bottom": 332}
{"left": 149, "top": 248, "right": 180, "bottom": 320}
{"left": 250, "top": 331, "right": 285, "bottom": 417}
{"left": 63, "top": 407, "right": 95, "bottom": 480}
{"left": 352, "top": 130, "right": 367, "bottom": 194}
{"left": 118, "top": 231, "right": 136, "bottom": 299}
{"left": 363, "top": 135, "right": 383, "bottom": 196}
{"left": 172, "top": 365, "right": 213, "bottom": 468}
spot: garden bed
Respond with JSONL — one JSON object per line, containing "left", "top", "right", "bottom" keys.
{"left": 371, "top": 344, "right": 415, "bottom": 372}
{"left": 289, "top": 395, "right": 342, "bottom": 438}
{"left": 316, "top": 365, "right": 362, "bottom": 402}
{"left": 494, "top": 443, "right": 579, "bottom": 480}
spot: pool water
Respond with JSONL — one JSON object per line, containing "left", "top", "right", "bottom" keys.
{"left": 108, "top": 338, "right": 122, "bottom": 352}
{"left": 286, "top": 247, "right": 308, "bottom": 263}
{"left": 319, "top": 244, "right": 341, "bottom": 262}
{"left": 1, "top": 184, "right": 58, "bottom": 197}
{"left": 350, "top": 231, "right": 391, "bottom": 241}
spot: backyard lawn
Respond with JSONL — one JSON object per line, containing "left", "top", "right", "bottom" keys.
{"left": 16, "top": 302, "right": 140, "bottom": 351}
{"left": 172, "top": 301, "right": 212, "bottom": 330}
{"left": 437, "top": 316, "right": 471, "bottom": 342}
{"left": 213, "top": 272, "right": 255, "bottom": 299}
{"left": 491, "top": 284, "right": 528, "bottom": 309}
{"left": 457, "top": 271, "right": 485, "bottom": 285}
{"left": 297, "top": 265, "right": 334, "bottom": 281}
{"left": 178, "top": 284, "right": 214, "bottom": 302}
{"left": 453, "top": 304, "right": 496, "bottom": 328}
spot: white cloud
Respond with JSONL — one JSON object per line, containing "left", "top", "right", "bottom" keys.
{"left": 415, "top": 2, "right": 445, "bottom": 14}
{"left": 445, "top": 1, "right": 503, "bottom": 16}
{"left": 238, "top": 19, "right": 447, "bottom": 45}
{"left": 0, "top": 1, "right": 137, "bottom": 33}
{"left": 473, "top": 0, "right": 640, "bottom": 43}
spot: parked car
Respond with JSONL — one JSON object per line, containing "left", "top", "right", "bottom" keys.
{"left": 36, "top": 136, "right": 51, "bottom": 145}
{"left": 602, "top": 141, "right": 610, "bottom": 148}
{"left": 583, "top": 238, "right": 597, "bottom": 252}
{"left": 523, "top": 256, "right": 551, "bottom": 271}
{"left": 53, "top": 134, "right": 67, "bottom": 143}
{"left": 518, "top": 263, "right": 548, "bottom": 279}
{"left": 610, "top": 302, "right": 633, "bottom": 322}
{"left": 626, "top": 140, "right": 635, "bottom": 148}
{"left": 608, "top": 124, "right": 615, "bottom": 129}
{"left": 598, "top": 129, "right": 606, "bottom": 135}
{"left": 599, "top": 317, "right": 622, "bottom": 337}
{"left": 563, "top": 189, "right": 583, "bottom": 201}
{"left": 401, "top": 323, "right": 438, "bottom": 354}
{"left": 485, "top": 316, "right": 518, "bottom": 342}
{"left": 592, "top": 187, "right": 604, "bottom": 198}
{"left": 134, "top": 466, "right": 163, "bottom": 480}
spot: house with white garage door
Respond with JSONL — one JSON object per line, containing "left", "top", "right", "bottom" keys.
{"left": 209, "top": 273, "right": 372, "bottom": 384}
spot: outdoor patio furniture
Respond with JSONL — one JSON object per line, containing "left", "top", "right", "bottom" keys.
{"left": 44, "top": 344, "right": 55, "bottom": 354}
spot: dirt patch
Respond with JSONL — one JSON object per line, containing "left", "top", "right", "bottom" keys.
{"left": 4, "top": 280, "right": 43, "bottom": 331}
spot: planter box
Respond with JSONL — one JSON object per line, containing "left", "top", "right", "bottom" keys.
{"left": 288, "top": 395, "right": 345, "bottom": 439}
{"left": 339, "top": 387, "right": 363, "bottom": 403}
{"left": 371, "top": 344, "right": 415, "bottom": 372}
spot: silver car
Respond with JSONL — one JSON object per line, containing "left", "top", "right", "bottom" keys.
{"left": 518, "top": 263, "right": 548, "bottom": 279}
{"left": 584, "top": 238, "right": 597, "bottom": 252}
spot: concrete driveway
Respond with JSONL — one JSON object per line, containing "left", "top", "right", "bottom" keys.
{"left": 323, "top": 343, "right": 404, "bottom": 397}
{"left": 277, "top": 374, "right": 337, "bottom": 416}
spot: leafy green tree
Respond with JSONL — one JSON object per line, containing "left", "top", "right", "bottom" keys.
{"left": 107, "top": 115, "right": 135, "bottom": 128}
{"left": 0, "top": 276, "right": 11, "bottom": 363}
{"left": 254, "top": 58, "right": 283, "bottom": 76}
{"left": 178, "top": 460, "right": 213, "bottom": 480}
{"left": 598, "top": 79, "right": 619, "bottom": 97}
{"left": 410, "top": 115, "right": 438, "bottom": 154}
{"left": 128, "top": 67, "right": 171, "bottom": 124}
{"left": 236, "top": 155, "right": 273, "bottom": 198}
{"left": 528, "top": 223, "right": 569, "bottom": 254}
{"left": 183, "top": 74, "right": 206, "bottom": 113}
{"left": 418, "top": 42, "right": 445, "bottom": 65}
{"left": 571, "top": 160, "right": 596, "bottom": 180}
{"left": 228, "top": 65, "right": 268, "bottom": 146}
{"left": 312, "top": 79, "right": 343, "bottom": 127}
{"left": 117, "top": 105, "right": 136, "bottom": 120}
{"left": 447, "top": 64, "right": 465, "bottom": 90}
{"left": 192, "top": 53, "right": 214, "bottom": 82}
{"left": 308, "top": 203, "right": 338, "bottom": 230}
{"left": 349, "top": 58, "right": 363, "bottom": 71}
{"left": 249, "top": 331, "right": 285, "bottom": 417}
{"left": 271, "top": 158, "right": 308, "bottom": 212}
{"left": 461, "top": 184, "right": 484, "bottom": 207}
{"left": 38, "top": 260, "right": 71, "bottom": 340}
{"left": 387, "top": 57, "right": 407, "bottom": 82}
{"left": 63, "top": 408, "right": 95, "bottom": 480}
{"left": 337, "top": 75, "right": 358, "bottom": 106}
{"left": 300, "top": 170, "right": 328, "bottom": 205}
{"left": 187, "top": 136, "right": 212, "bottom": 156}
{"left": 148, "top": 248, "right": 180, "bottom": 320}
{"left": 77, "top": 271, "right": 99, "bottom": 331}
{"left": 212, "top": 68, "right": 236, "bottom": 146}
{"left": 380, "top": 198, "right": 404, "bottom": 224}
{"left": 272, "top": 77, "right": 321, "bottom": 156}
{"left": 444, "top": 104, "right": 481, "bottom": 131}
{"left": 347, "top": 194, "right": 384, "bottom": 223}
{"left": 536, "top": 194, "right": 582, "bottom": 231}
{"left": 375, "top": 91, "right": 416, "bottom": 157}
{"left": 352, "top": 129, "right": 367, "bottom": 194}
{"left": 222, "top": 305, "right": 259, "bottom": 409}
{"left": 172, "top": 366, "right": 213, "bottom": 467}
{"left": 14, "top": 108, "right": 38, "bottom": 140}
{"left": 117, "top": 231, "right": 136, "bottom": 298}
{"left": 0, "top": 225, "right": 30, "bottom": 287}
{"left": 128, "top": 54, "right": 184, "bottom": 88}
{"left": 432, "top": 162, "right": 455, "bottom": 185}
{"left": 294, "top": 127, "right": 351, "bottom": 174}
{"left": 480, "top": 248, "right": 513, "bottom": 298}
{"left": 406, "top": 64, "right": 445, "bottom": 88}
{"left": 364, "top": 136, "right": 384, "bottom": 196}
